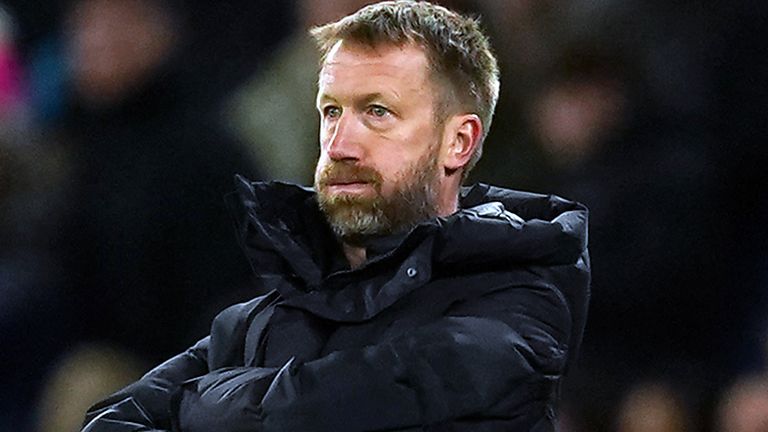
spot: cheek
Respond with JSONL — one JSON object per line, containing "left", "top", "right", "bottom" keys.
{"left": 375, "top": 157, "right": 413, "bottom": 194}
{"left": 314, "top": 152, "right": 330, "bottom": 180}
{"left": 378, "top": 181, "right": 400, "bottom": 199}
{"left": 317, "top": 128, "right": 330, "bottom": 151}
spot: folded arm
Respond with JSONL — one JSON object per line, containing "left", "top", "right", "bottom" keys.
{"left": 176, "top": 281, "right": 572, "bottom": 432}
{"left": 81, "top": 337, "right": 210, "bottom": 432}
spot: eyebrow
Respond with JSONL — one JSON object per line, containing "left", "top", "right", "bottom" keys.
{"left": 316, "top": 92, "right": 400, "bottom": 107}
{"left": 316, "top": 93, "right": 337, "bottom": 105}
{"left": 361, "top": 93, "right": 389, "bottom": 105}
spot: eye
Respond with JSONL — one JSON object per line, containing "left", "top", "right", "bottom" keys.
{"left": 368, "top": 105, "right": 390, "bottom": 118}
{"left": 323, "top": 106, "right": 341, "bottom": 119}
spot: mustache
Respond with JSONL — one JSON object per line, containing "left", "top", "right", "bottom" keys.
{"left": 316, "top": 162, "right": 382, "bottom": 187}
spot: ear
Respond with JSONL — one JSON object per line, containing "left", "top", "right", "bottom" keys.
{"left": 440, "top": 114, "right": 483, "bottom": 174}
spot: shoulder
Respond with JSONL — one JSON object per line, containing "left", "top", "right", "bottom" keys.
{"left": 207, "top": 291, "right": 282, "bottom": 367}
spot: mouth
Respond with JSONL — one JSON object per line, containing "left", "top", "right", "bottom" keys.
{"left": 326, "top": 178, "right": 369, "bottom": 185}
{"left": 324, "top": 180, "right": 374, "bottom": 194}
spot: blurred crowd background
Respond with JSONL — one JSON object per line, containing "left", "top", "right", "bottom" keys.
{"left": 0, "top": 0, "right": 766, "bottom": 431}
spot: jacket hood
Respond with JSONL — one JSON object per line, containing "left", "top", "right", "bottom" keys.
{"left": 229, "top": 176, "right": 588, "bottom": 284}
{"left": 438, "top": 183, "right": 588, "bottom": 268}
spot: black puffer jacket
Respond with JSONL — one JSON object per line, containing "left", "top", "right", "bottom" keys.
{"left": 82, "top": 177, "right": 590, "bottom": 432}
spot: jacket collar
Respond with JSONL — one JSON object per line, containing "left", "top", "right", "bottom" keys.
{"left": 438, "top": 183, "right": 589, "bottom": 267}
{"left": 228, "top": 176, "right": 588, "bottom": 321}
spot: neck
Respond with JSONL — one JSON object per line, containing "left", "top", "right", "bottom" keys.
{"left": 341, "top": 204, "right": 459, "bottom": 269}
{"left": 437, "top": 194, "right": 459, "bottom": 218}
{"left": 436, "top": 178, "right": 461, "bottom": 217}
{"left": 340, "top": 185, "right": 461, "bottom": 269}
{"left": 342, "top": 243, "right": 367, "bottom": 269}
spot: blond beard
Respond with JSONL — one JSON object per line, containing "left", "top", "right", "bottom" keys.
{"left": 315, "top": 148, "right": 441, "bottom": 245}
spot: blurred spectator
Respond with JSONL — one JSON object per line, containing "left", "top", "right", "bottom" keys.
{"left": 717, "top": 374, "right": 768, "bottom": 432}
{"left": 0, "top": 6, "right": 72, "bottom": 431}
{"left": 472, "top": 1, "right": 768, "bottom": 431}
{"left": 0, "top": 0, "right": 298, "bottom": 428}
{"left": 468, "top": 0, "right": 561, "bottom": 190}
{"left": 65, "top": 0, "right": 178, "bottom": 108}
{"left": 35, "top": 344, "right": 145, "bottom": 432}
{"left": 617, "top": 381, "right": 691, "bottom": 432}
{"left": 52, "top": 0, "right": 264, "bottom": 364}
{"left": 529, "top": 47, "right": 628, "bottom": 168}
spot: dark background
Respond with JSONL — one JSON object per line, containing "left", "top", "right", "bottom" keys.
{"left": 1, "top": 0, "right": 766, "bottom": 431}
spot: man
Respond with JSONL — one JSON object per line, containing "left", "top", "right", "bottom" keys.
{"left": 82, "top": 1, "right": 590, "bottom": 431}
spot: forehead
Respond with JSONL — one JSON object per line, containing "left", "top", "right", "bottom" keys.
{"left": 318, "top": 40, "right": 432, "bottom": 97}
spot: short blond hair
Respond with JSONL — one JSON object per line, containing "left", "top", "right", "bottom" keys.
{"left": 310, "top": 0, "right": 500, "bottom": 178}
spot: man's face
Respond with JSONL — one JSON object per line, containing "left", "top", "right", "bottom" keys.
{"left": 314, "top": 41, "right": 445, "bottom": 243}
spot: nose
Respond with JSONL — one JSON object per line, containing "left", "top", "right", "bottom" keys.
{"left": 325, "top": 113, "right": 363, "bottom": 162}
